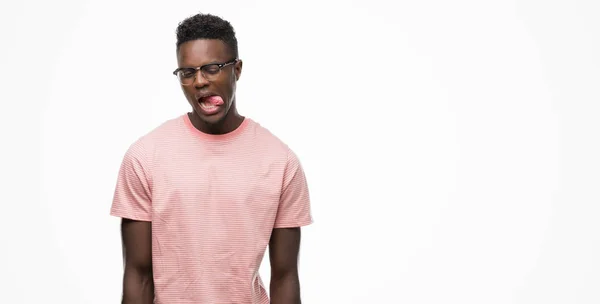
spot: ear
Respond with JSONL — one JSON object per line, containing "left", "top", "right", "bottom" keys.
{"left": 234, "top": 59, "right": 243, "bottom": 81}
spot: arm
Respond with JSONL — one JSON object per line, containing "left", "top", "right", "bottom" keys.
{"left": 269, "top": 227, "right": 302, "bottom": 304}
{"left": 121, "top": 218, "right": 154, "bottom": 304}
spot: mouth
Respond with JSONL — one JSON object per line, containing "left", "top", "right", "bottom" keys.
{"left": 199, "top": 100, "right": 219, "bottom": 113}
{"left": 195, "top": 93, "right": 224, "bottom": 115}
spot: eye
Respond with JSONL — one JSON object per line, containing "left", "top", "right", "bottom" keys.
{"left": 203, "top": 65, "right": 221, "bottom": 75}
{"left": 179, "top": 69, "right": 196, "bottom": 78}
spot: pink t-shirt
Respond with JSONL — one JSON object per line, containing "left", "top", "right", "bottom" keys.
{"left": 110, "top": 114, "right": 313, "bottom": 304}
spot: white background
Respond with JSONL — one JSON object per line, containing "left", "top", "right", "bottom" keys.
{"left": 1, "top": 0, "right": 599, "bottom": 303}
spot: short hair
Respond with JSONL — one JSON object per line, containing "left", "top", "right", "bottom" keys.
{"left": 175, "top": 13, "right": 239, "bottom": 59}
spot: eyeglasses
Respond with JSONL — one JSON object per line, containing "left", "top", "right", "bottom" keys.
{"left": 172, "top": 59, "right": 238, "bottom": 85}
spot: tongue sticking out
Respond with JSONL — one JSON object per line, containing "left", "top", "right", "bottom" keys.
{"left": 203, "top": 95, "right": 224, "bottom": 106}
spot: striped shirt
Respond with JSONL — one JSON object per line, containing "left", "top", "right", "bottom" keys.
{"left": 110, "top": 114, "right": 313, "bottom": 303}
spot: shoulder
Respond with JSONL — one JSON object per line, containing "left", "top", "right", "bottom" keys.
{"left": 245, "top": 118, "right": 296, "bottom": 158}
{"left": 122, "top": 115, "right": 186, "bottom": 161}
{"left": 141, "top": 115, "right": 186, "bottom": 144}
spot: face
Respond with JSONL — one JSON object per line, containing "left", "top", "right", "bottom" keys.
{"left": 176, "top": 39, "right": 242, "bottom": 127}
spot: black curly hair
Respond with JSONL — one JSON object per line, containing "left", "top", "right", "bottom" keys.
{"left": 175, "top": 13, "right": 239, "bottom": 58}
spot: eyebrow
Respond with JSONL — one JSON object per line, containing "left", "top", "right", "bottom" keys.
{"left": 179, "top": 60, "right": 228, "bottom": 69}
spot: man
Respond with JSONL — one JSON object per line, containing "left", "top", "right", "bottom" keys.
{"left": 110, "top": 13, "right": 312, "bottom": 304}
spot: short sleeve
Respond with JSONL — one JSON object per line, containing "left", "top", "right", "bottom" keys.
{"left": 110, "top": 141, "right": 152, "bottom": 222}
{"left": 273, "top": 149, "right": 313, "bottom": 228}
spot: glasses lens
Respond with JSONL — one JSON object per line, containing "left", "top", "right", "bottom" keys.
{"left": 202, "top": 64, "right": 221, "bottom": 76}
{"left": 176, "top": 62, "right": 234, "bottom": 85}
{"left": 177, "top": 69, "right": 196, "bottom": 85}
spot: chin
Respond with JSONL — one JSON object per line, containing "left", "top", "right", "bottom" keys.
{"left": 193, "top": 108, "right": 227, "bottom": 125}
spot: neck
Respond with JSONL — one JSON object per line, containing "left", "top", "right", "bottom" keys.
{"left": 189, "top": 108, "right": 244, "bottom": 135}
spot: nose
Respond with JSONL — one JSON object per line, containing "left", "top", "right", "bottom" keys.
{"left": 193, "top": 70, "right": 210, "bottom": 88}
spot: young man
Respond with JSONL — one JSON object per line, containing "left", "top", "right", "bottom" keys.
{"left": 110, "top": 13, "right": 312, "bottom": 304}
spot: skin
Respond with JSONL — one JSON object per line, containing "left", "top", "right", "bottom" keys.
{"left": 121, "top": 219, "right": 153, "bottom": 304}
{"left": 177, "top": 39, "right": 244, "bottom": 135}
{"left": 269, "top": 227, "right": 303, "bottom": 304}
{"left": 120, "top": 38, "right": 303, "bottom": 303}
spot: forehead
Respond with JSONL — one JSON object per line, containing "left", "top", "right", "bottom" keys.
{"left": 177, "top": 39, "right": 231, "bottom": 66}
